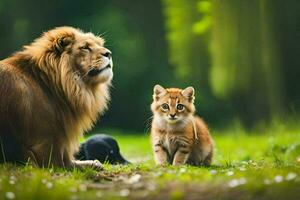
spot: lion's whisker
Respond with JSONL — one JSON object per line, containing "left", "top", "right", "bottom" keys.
{"left": 81, "top": 67, "right": 96, "bottom": 78}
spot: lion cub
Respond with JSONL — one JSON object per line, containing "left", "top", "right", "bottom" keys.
{"left": 150, "top": 85, "right": 214, "bottom": 166}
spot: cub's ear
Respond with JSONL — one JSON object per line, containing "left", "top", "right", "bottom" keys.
{"left": 182, "top": 86, "right": 195, "bottom": 102}
{"left": 53, "top": 35, "right": 74, "bottom": 53}
{"left": 153, "top": 84, "right": 166, "bottom": 101}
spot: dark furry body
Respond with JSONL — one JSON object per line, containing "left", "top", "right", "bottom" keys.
{"left": 75, "top": 134, "right": 130, "bottom": 164}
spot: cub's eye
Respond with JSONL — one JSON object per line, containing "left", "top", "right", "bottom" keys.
{"left": 176, "top": 104, "right": 185, "bottom": 111}
{"left": 161, "top": 103, "right": 169, "bottom": 110}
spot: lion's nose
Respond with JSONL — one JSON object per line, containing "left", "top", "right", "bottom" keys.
{"left": 102, "top": 51, "right": 112, "bottom": 58}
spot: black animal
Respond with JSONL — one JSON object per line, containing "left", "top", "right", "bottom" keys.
{"left": 75, "top": 134, "right": 130, "bottom": 164}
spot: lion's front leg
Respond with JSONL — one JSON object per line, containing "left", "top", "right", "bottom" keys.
{"left": 71, "top": 160, "right": 103, "bottom": 170}
{"left": 62, "top": 150, "right": 103, "bottom": 170}
{"left": 26, "top": 144, "right": 65, "bottom": 168}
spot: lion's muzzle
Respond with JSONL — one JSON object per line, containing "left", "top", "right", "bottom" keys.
{"left": 88, "top": 64, "right": 112, "bottom": 77}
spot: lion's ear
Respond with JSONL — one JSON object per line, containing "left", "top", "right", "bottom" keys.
{"left": 53, "top": 35, "right": 74, "bottom": 53}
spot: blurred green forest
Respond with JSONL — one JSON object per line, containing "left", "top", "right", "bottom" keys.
{"left": 0, "top": 0, "right": 299, "bottom": 131}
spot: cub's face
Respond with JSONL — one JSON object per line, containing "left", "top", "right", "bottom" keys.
{"left": 71, "top": 32, "right": 113, "bottom": 85}
{"left": 151, "top": 85, "right": 196, "bottom": 124}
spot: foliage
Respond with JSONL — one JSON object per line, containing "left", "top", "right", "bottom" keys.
{"left": 209, "top": 0, "right": 285, "bottom": 126}
{"left": 162, "top": 0, "right": 211, "bottom": 80}
{"left": 162, "top": 0, "right": 300, "bottom": 127}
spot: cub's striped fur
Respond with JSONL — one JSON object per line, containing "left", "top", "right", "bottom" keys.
{"left": 150, "top": 85, "right": 214, "bottom": 166}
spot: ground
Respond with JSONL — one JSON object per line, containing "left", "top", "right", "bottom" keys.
{"left": 0, "top": 123, "right": 300, "bottom": 200}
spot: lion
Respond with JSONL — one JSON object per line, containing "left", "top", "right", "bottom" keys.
{"left": 0, "top": 26, "right": 113, "bottom": 169}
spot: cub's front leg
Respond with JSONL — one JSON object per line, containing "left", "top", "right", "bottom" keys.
{"left": 153, "top": 142, "right": 168, "bottom": 165}
{"left": 172, "top": 143, "right": 192, "bottom": 166}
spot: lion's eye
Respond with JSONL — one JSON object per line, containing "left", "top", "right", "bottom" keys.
{"left": 177, "top": 104, "right": 185, "bottom": 111}
{"left": 80, "top": 45, "right": 91, "bottom": 51}
{"left": 161, "top": 103, "right": 169, "bottom": 110}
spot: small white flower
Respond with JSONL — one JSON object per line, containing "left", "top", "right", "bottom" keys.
{"left": 210, "top": 170, "right": 217, "bottom": 175}
{"left": 46, "top": 182, "right": 53, "bottom": 189}
{"left": 126, "top": 174, "right": 141, "bottom": 184}
{"left": 286, "top": 172, "right": 297, "bottom": 181}
{"left": 179, "top": 168, "right": 186, "bottom": 173}
{"left": 227, "top": 171, "right": 234, "bottom": 176}
{"left": 228, "top": 179, "right": 239, "bottom": 188}
{"left": 264, "top": 179, "right": 271, "bottom": 185}
{"left": 9, "top": 176, "right": 16, "bottom": 185}
{"left": 6, "top": 192, "right": 15, "bottom": 199}
{"left": 239, "top": 167, "right": 246, "bottom": 171}
{"left": 41, "top": 179, "right": 47, "bottom": 184}
{"left": 120, "top": 189, "right": 130, "bottom": 197}
{"left": 274, "top": 175, "right": 283, "bottom": 183}
{"left": 228, "top": 178, "right": 247, "bottom": 188}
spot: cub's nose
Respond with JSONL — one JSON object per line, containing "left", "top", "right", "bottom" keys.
{"left": 102, "top": 50, "right": 112, "bottom": 58}
{"left": 169, "top": 114, "right": 176, "bottom": 119}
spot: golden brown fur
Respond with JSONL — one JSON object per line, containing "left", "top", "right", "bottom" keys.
{"left": 150, "top": 85, "right": 214, "bottom": 166}
{"left": 0, "top": 26, "right": 113, "bottom": 168}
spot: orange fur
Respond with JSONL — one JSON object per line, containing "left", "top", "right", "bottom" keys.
{"left": 0, "top": 26, "right": 113, "bottom": 168}
{"left": 150, "top": 85, "right": 214, "bottom": 166}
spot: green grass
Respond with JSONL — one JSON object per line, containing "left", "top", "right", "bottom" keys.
{"left": 0, "top": 124, "right": 300, "bottom": 200}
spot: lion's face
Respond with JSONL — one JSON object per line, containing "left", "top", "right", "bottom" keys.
{"left": 25, "top": 27, "right": 113, "bottom": 86}
{"left": 70, "top": 32, "right": 113, "bottom": 85}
